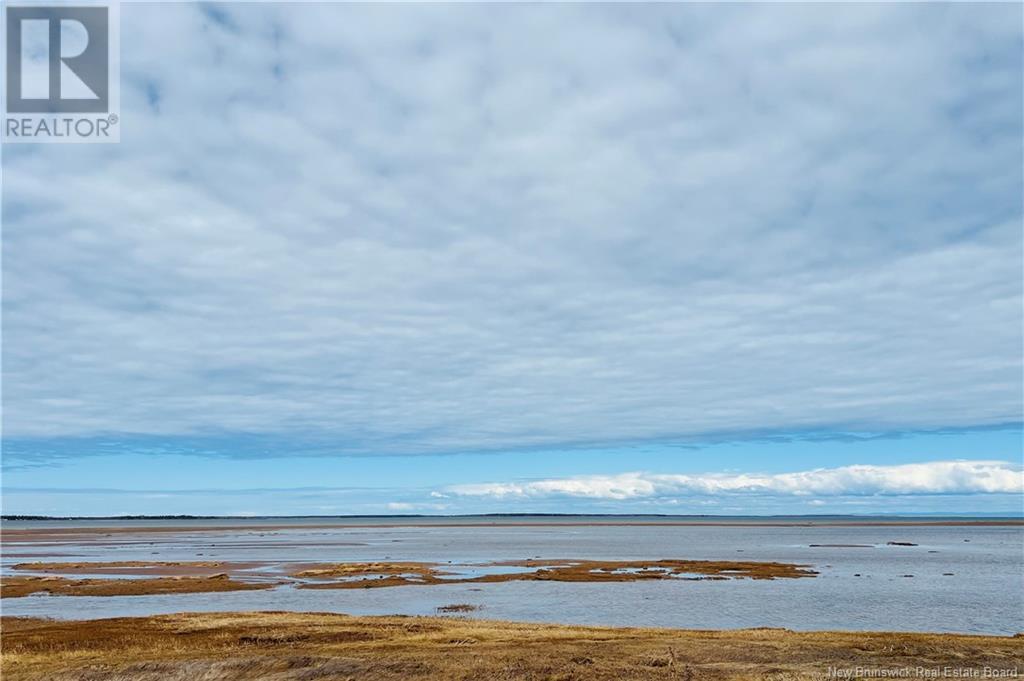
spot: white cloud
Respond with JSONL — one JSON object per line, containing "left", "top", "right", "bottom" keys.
{"left": 386, "top": 501, "right": 448, "bottom": 512}
{"left": 2, "top": 4, "right": 1020, "bottom": 457}
{"left": 446, "top": 461, "right": 1024, "bottom": 500}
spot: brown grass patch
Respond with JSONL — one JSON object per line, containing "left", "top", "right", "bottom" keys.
{"left": 0, "top": 575, "right": 277, "bottom": 598}
{"left": 1, "top": 612, "right": 1021, "bottom": 681}
{"left": 292, "top": 558, "right": 816, "bottom": 589}
{"left": 10, "top": 561, "right": 267, "bottom": 577}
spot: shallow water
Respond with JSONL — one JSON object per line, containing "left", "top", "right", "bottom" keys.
{"left": 3, "top": 520, "right": 1022, "bottom": 634}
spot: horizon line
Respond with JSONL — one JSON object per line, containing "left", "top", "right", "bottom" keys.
{"left": 5, "top": 512, "right": 1023, "bottom": 521}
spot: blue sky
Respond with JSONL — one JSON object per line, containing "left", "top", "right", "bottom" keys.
{"left": 3, "top": 426, "right": 1023, "bottom": 516}
{"left": 2, "top": 3, "right": 1022, "bottom": 516}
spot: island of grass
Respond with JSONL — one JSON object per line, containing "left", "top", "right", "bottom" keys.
{"left": 292, "top": 558, "right": 817, "bottom": 589}
{"left": 2, "top": 558, "right": 816, "bottom": 597}
{"left": 0, "top": 574, "right": 276, "bottom": 598}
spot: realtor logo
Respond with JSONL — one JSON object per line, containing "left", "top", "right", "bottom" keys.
{"left": 6, "top": 5, "right": 109, "bottom": 112}
{"left": 3, "top": 2, "right": 120, "bottom": 142}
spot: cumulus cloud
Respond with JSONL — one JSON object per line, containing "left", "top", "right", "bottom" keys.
{"left": 446, "top": 461, "right": 1024, "bottom": 500}
{"left": 2, "top": 4, "right": 1021, "bottom": 459}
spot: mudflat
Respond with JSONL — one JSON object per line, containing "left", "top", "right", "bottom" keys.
{"left": 4, "top": 522, "right": 1020, "bottom": 633}
{"left": 2, "top": 612, "right": 1022, "bottom": 681}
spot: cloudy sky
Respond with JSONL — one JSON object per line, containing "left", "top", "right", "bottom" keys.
{"left": 2, "top": 2, "right": 1022, "bottom": 516}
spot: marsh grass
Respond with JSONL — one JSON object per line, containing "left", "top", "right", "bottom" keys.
{"left": 293, "top": 558, "right": 817, "bottom": 590}
{"left": 0, "top": 575, "right": 275, "bottom": 598}
{"left": 2, "top": 612, "right": 1022, "bottom": 680}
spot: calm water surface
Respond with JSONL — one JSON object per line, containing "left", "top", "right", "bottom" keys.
{"left": 2, "top": 519, "right": 1021, "bottom": 634}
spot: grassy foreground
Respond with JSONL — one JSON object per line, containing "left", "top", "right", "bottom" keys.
{"left": 3, "top": 612, "right": 1022, "bottom": 680}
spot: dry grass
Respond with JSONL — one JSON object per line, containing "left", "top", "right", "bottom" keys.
{"left": 2, "top": 612, "right": 1021, "bottom": 680}
{"left": 1, "top": 558, "right": 813, "bottom": 597}
{"left": 0, "top": 575, "right": 276, "bottom": 598}
{"left": 10, "top": 561, "right": 267, "bottom": 577}
{"left": 293, "top": 559, "right": 816, "bottom": 590}
{"left": 13, "top": 562, "right": 231, "bottom": 571}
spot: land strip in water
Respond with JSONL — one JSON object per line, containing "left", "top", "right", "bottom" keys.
{"left": 1, "top": 558, "right": 815, "bottom": 597}
{"left": 293, "top": 558, "right": 817, "bottom": 589}
{"left": 0, "top": 574, "right": 275, "bottom": 598}
{"left": 4, "top": 518, "right": 1022, "bottom": 540}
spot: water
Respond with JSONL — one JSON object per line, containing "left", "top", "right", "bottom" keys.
{"left": 3, "top": 518, "right": 1022, "bottom": 635}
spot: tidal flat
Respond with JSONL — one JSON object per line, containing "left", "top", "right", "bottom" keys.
{"left": 2, "top": 518, "right": 1022, "bottom": 634}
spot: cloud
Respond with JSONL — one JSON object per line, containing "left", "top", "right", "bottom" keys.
{"left": 446, "top": 461, "right": 1024, "bottom": 500}
{"left": 386, "top": 501, "right": 449, "bottom": 512}
{"left": 2, "top": 4, "right": 1021, "bottom": 458}
{"left": 0, "top": 484, "right": 454, "bottom": 516}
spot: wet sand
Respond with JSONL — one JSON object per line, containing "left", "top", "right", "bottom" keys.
{"left": 3, "top": 612, "right": 1022, "bottom": 681}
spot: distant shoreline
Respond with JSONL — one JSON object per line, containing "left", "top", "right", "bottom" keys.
{"left": 3, "top": 515, "right": 1022, "bottom": 535}
{"left": 4, "top": 512, "right": 1022, "bottom": 521}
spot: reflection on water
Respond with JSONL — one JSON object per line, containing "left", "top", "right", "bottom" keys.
{"left": 2, "top": 521, "right": 1022, "bottom": 635}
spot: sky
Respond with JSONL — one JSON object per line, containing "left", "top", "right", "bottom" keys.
{"left": 2, "top": 3, "right": 1022, "bottom": 517}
